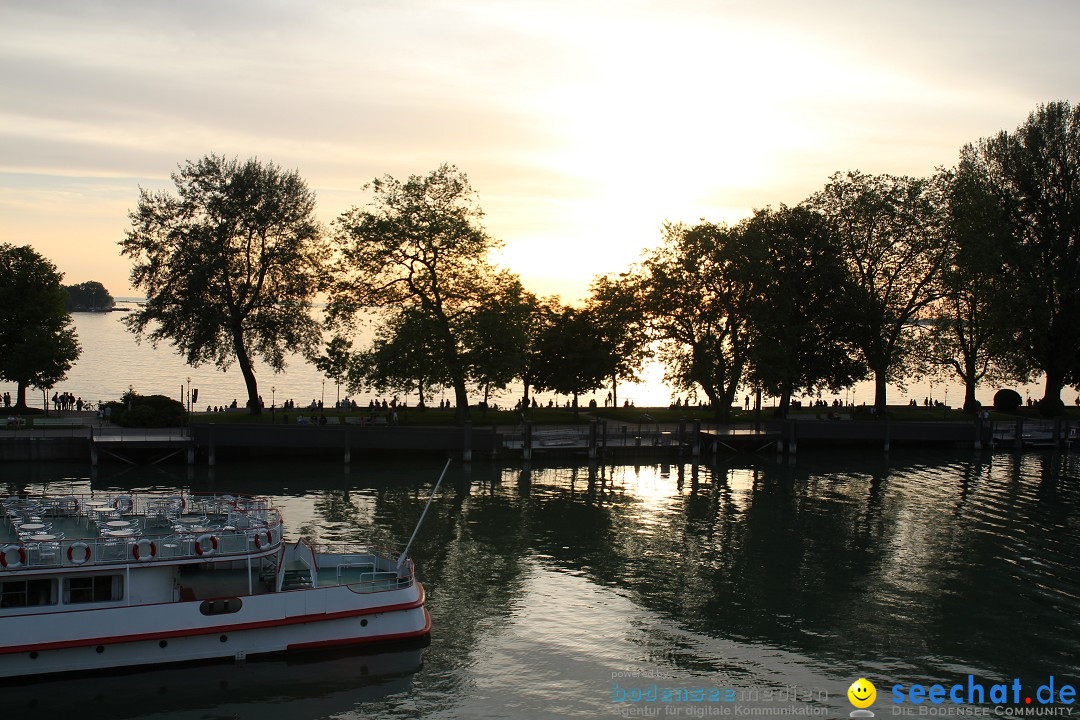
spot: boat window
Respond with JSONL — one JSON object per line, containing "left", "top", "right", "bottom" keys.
{"left": 65, "top": 575, "right": 123, "bottom": 604}
{"left": 1, "top": 578, "right": 56, "bottom": 608}
{"left": 200, "top": 598, "right": 243, "bottom": 616}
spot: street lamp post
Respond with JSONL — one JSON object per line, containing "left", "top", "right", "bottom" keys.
{"left": 321, "top": 380, "right": 325, "bottom": 409}
{"left": 272, "top": 386, "right": 276, "bottom": 422}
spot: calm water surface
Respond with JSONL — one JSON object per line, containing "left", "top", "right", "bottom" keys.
{"left": 3, "top": 451, "right": 1079, "bottom": 719}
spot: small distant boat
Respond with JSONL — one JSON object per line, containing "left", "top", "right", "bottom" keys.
{"left": 0, "top": 491, "right": 430, "bottom": 679}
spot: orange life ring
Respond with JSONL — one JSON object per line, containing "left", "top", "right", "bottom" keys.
{"left": 67, "top": 542, "right": 92, "bottom": 565}
{"left": 1, "top": 544, "right": 27, "bottom": 569}
{"left": 133, "top": 539, "right": 157, "bottom": 561}
{"left": 195, "top": 534, "right": 218, "bottom": 556}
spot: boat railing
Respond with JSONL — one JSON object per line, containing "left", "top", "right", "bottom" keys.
{"left": 312, "top": 543, "right": 415, "bottom": 593}
{"left": 1, "top": 493, "right": 284, "bottom": 571}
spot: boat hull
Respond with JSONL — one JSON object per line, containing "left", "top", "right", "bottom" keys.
{"left": 0, "top": 583, "right": 430, "bottom": 678}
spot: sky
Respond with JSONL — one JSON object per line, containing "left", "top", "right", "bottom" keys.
{"left": 2, "top": 0, "right": 1078, "bottom": 303}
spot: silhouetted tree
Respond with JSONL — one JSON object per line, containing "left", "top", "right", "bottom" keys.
{"left": 928, "top": 158, "right": 1020, "bottom": 412}
{"left": 63, "top": 281, "right": 114, "bottom": 312}
{"left": 533, "top": 306, "right": 610, "bottom": 409}
{"left": 586, "top": 273, "right": 651, "bottom": 408}
{"left": 121, "top": 154, "right": 326, "bottom": 414}
{"left": 737, "top": 206, "right": 866, "bottom": 415}
{"left": 807, "top": 171, "right": 950, "bottom": 412}
{"left": 973, "top": 101, "right": 1080, "bottom": 415}
{"left": 0, "top": 244, "right": 81, "bottom": 411}
{"left": 329, "top": 164, "right": 517, "bottom": 423}
{"left": 638, "top": 222, "right": 749, "bottom": 420}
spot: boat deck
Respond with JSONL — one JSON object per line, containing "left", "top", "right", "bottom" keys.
{"left": 1, "top": 493, "right": 281, "bottom": 570}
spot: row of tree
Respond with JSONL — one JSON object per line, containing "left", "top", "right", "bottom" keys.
{"left": 92, "top": 100, "right": 1078, "bottom": 420}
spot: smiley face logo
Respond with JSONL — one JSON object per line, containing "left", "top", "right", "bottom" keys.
{"left": 848, "top": 678, "right": 876, "bottom": 708}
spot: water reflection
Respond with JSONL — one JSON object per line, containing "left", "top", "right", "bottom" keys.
{"left": 4, "top": 644, "right": 426, "bottom": 720}
{"left": 8, "top": 451, "right": 1080, "bottom": 718}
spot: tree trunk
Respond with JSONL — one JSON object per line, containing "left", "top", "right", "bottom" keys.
{"left": 13, "top": 381, "right": 29, "bottom": 412}
{"left": 232, "top": 326, "right": 261, "bottom": 414}
{"left": 961, "top": 356, "right": 978, "bottom": 413}
{"left": 611, "top": 375, "right": 618, "bottom": 409}
{"left": 1040, "top": 368, "right": 1064, "bottom": 417}
{"left": 874, "top": 369, "right": 887, "bottom": 413}
{"left": 778, "top": 382, "right": 792, "bottom": 418}
{"left": 453, "top": 377, "right": 469, "bottom": 424}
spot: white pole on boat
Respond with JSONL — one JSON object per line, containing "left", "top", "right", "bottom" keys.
{"left": 396, "top": 459, "right": 451, "bottom": 571}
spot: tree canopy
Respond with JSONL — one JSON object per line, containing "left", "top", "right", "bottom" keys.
{"left": 970, "top": 101, "right": 1080, "bottom": 414}
{"left": 737, "top": 205, "right": 866, "bottom": 414}
{"left": 328, "top": 164, "right": 517, "bottom": 423}
{"left": 927, "top": 158, "right": 1019, "bottom": 411}
{"left": 637, "top": 221, "right": 750, "bottom": 420}
{"left": 0, "top": 244, "right": 81, "bottom": 411}
{"left": 807, "top": 171, "right": 950, "bottom": 412}
{"left": 121, "top": 154, "right": 327, "bottom": 414}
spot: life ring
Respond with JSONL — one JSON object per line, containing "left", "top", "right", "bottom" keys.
{"left": 1, "top": 544, "right": 27, "bottom": 569}
{"left": 114, "top": 495, "right": 134, "bottom": 513}
{"left": 253, "top": 530, "right": 273, "bottom": 549}
{"left": 133, "top": 539, "right": 157, "bottom": 561}
{"left": 195, "top": 534, "right": 218, "bottom": 556}
{"left": 67, "top": 542, "right": 92, "bottom": 565}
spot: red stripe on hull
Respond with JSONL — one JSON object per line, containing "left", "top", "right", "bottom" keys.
{"left": 1, "top": 583, "right": 426, "bottom": 655}
{"left": 286, "top": 608, "right": 432, "bottom": 651}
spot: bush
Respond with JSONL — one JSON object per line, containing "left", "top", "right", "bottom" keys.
{"left": 104, "top": 391, "right": 186, "bottom": 427}
{"left": 993, "top": 388, "right": 1023, "bottom": 412}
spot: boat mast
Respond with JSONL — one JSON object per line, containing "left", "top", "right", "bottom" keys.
{"left": 396, "top": 459, "right": 451, "bottom": 571}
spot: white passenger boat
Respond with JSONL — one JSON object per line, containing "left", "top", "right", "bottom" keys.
{"left": 0, "top": 491, "right": 431, "bottom": 679}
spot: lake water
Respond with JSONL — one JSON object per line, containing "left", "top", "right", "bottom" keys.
{"left": 4, "top": 451, "right": 1079, "bottom": 719}
{"left": 0, "top": 305, "right": 1063, "bottom": 413}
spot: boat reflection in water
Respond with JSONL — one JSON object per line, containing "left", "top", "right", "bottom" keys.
{"left": 3, "top": 641, "right": 426, "bottom": 720}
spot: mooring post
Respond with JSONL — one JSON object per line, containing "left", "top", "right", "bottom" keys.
{"left": 523, "top": 422, "right": 533, "bottom": 461}
{"left": 187, "top": 445, "right": 195, "bottom": 465}
{"left": 789, "top": 419, "right": 797, "bottom": 456}
{"left": 973, "top": 413, "right": 982, "bottom": 451}
{"left": 691, "top": 420, "right": 701, "bottom": 457}
{"left": 1053, "top": 417, "right": 1062, "bottom": 449}
{"left": 208, "top": 423, "right": 216, "bottom": 467}
{"left": 344, "top": 426, "right": 351, "bottom": 464}
{"left": 463, "top": 421, "right": 473, "bottom": 463}
{"left": 883, "top": 415, "right": 891, "bottom": 453}
{"left": 1014, "top": 416, "right": 1024, "bottom": 451}
{"left": 678, "top": 420, "right": 686, "bottom": 454}
{"left": 588, "top": 421, "right": 598, "bottom": 460}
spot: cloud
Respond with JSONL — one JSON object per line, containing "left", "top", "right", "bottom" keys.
{"left": 1, "top": 0, "right": 1077, "bottom": 299}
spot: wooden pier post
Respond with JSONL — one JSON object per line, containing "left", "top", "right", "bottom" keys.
{"left": 523, "top": 422, "right": 533, "bottom": 461}
{"left": 788, "top": 419, "right": 797, "bottom": 456}
{"left": 208, "top": 424, "right": 216, "bottom": 467}
{"left": 344, "top": 426, "right": 351, "bottom": 464}
{"left": 691, "top": 420, "right": 701, "bottom": 457}
{"left": 1014, "top": 417, "right": 1024, "bottom": 451}
{"left": 462, "top": 421, "right": 473, "bottom": 462}
{"left": 588, "top": 421, "right": 598, "bottom": 460}
{"left": 883, "top": 415, "right": 891, "bottom": 453}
